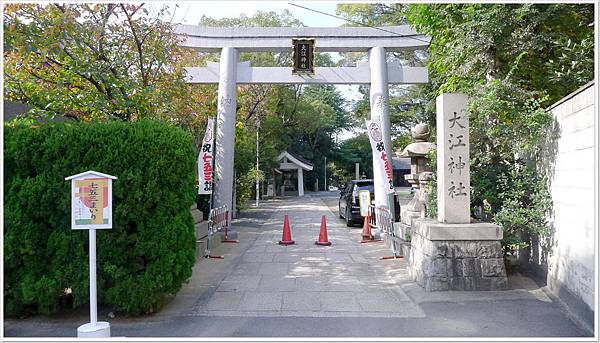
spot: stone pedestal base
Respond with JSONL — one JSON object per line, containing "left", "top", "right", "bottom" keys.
{"left": 399, "top": 205, "right": 420, "bottom": 242}
{"left": 398, "top": 205, "right": 422, "bottom": 238}
{"left": 409, "top": 218, "right": 507, "bottom": 291}
{"left": 392, "top": 222, "right": 412, "bottom": 257}
{"left": 394, "top": 222, "right": 411, "bottom": 241}
{"left": 77, "top": 322, "right": 110, "bottom": 338}
{"left": 401, "top": 208, "right": 420, "bottom": 226}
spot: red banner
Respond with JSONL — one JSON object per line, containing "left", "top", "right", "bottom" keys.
{"left": 198, "top": 118, "right": 215, "bottom": 195}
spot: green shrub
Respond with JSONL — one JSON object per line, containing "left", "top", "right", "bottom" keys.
{"left": 493, "top": 164, "right": 552, "bottom": 255}
{"left": 4, "top": 120, "right": 197, "bottom": 316}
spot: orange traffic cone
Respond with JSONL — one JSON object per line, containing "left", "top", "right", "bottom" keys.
{"left": 278, "top": 214, "right": 295, "bottom": 245}
{"left": 360, "top": 214, "right": 382, "bottom": 243}
{"left": 315, "top": 215, "right": 332, "bottom": 246}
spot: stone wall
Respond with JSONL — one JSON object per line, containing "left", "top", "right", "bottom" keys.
{"left": 539, "top": 81, "right": 595, "bottom": 331}
{"left": 409, "top": 219, "right": 507, "bottom": 291}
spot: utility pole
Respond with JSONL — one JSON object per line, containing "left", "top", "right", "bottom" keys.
{"left": 324, "top": 156, "right": 327, "bottom": 191}
{"left": 255, "top": 115, "right": 260, "bottom": 207}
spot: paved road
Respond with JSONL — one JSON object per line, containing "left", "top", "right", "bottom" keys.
{"left": 4, "top": 192, "right": 590, "bottom": 338}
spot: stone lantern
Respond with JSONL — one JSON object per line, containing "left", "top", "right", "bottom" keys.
{"left": 397, "top": 123, "right": 436, "bottom": 228}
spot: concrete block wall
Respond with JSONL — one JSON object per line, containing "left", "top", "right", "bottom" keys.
{"left": 542, "top": 81, "right": 595, "bottom": 332}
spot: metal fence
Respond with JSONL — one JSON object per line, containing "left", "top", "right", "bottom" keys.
{"left": 205, "top": 205, "right": 229, "bottom": 258}
{"left": 368, "top": 204, "right": 401, "bottom": 259}
{"left": 209, "top": 205, "right": 228, "bottom": 234}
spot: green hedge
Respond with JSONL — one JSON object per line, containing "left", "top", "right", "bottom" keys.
{"left": 4, "top": 120, "right": 197, "bottom": 316}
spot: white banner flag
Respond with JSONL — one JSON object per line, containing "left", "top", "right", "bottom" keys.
{"left": 366, "top": 117, "right": 395, "bottom": 194}
{"left": 198, "top": 118, "right": 215, "bottom": 195}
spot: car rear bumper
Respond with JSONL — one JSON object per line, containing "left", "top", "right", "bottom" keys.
{"left": 349, "top": 206, "right": 366, "bottom": 222}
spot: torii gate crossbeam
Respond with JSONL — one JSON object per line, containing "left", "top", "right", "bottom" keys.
{"left": 175, "top": 25, "right": 430, "bottom": 52}
{"left": 185, "top": 61, "right": 428, "bottom": 85}
{"left": 176, "top": 25, "right": 430, "bottom": 237}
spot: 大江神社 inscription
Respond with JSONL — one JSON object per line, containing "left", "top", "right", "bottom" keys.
{"left": 437, "top": 94, "right": 470, "bottom": 223}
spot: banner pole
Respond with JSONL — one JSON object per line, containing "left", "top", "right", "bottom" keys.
{"left": 206, "top": 118, "right": 217, "bottom": 258}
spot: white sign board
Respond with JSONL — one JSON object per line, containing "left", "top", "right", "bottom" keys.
{"left": 358, "top": 190, "right": 371, "bottom": 217}
{"left": 66, "top": 171, "right": 116, "bottom": 337}
{"left": 366, "top": 117, "right": 395, "bottom": 194}
{"left": 66, "top": 171, "right": 116, "bottom": 230}
{"left": 198, "top": 117, "right": 215, "bottom": 195}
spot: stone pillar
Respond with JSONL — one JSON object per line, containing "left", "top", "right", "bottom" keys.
{"left": 408, "top": 93, "right": 507, "bottom": 291}
{"left": 369, "top": 47, "right": 394, "bottom": 211}
{"left": 437, "top": 93, "right": 470, "bottom": 223}
{"left": 214, "top": 47, "right": 238, "bottom": 239}
{"left": 297, "top": 168, "right": 304, "bottom": 197}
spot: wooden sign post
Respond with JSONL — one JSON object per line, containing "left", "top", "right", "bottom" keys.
{"left": 65, "top": 170, "right": 117, "bottom": 338}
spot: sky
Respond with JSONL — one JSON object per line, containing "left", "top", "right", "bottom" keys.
{"left": 157, "top": 1, "right": 346, "bottom": 27}
{"left": 149, "top": 1, "right": 366, "bottom": 139}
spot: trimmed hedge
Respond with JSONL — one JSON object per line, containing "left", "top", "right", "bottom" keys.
{"left": 4, "top": 120, "right": 197, "bottom": 316}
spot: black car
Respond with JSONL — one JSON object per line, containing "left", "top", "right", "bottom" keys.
{"left": 338, "top": 179, "right": 403, "bottom": 226}
{"left": 338, "top": 179, "right": 375, "bottom": 226}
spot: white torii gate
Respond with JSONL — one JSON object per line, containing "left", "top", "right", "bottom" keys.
{"left": 175, "top": 25, "right": 430, "bottom": 226}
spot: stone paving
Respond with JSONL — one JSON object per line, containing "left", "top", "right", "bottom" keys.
{"left": 4, "top": 193, "right": 591, "bottom": 337}
{"left": 186, "top": 195, "right": 424, "bottom": 318}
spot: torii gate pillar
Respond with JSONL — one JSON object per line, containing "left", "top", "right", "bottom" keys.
{"left": 177, "top": 26, "right": 431, "bottom": 232}
{"left": 214, "top": 47, "right": 238, "bottom": 235}
{"left": 369, "top": 47, "right": 395, "bottom": 215}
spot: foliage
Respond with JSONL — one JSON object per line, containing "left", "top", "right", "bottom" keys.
{"left": 3, "top": 4, "right": 209, "bottom": 137}
{"left": 199, "top": 9, "right": 304, "bottom": 28}
{"left": 336, "top": 5, "right": 434, "bottom": 157}
{"left": 350, "top": 84, "right": 432, "bottom": 152}
{"left": 337, "top": 3, "right": 593, "bottom": 255}
{"left": 197, "top": 12, "right": 348, "bottom": 197}
{"left": 404, "top": 3, "right": 594, "bottom": 105}
{"left": 425, "top": 149, "right": 438, "bottom": 219}
{"left": 4, "top": 120, "right": 196, "bottom": 316}
{"left": 236, "top": 168, "right": 266, "bottom": 210}
{"left": 546, "top": 32, "right": 594, "bottom": 88}
{"left": 333, "top": 133, "right": 373, "bottom": 183}
{"left": 403, "top": 3, "right": 593, "bottom": 255}
{"left": 493, "top": 165, "right": 552, "bottom": 254}
{"left": 336, "top": 3, "right": 405, "bottom": 26}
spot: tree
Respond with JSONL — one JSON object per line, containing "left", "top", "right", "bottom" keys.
{"left": 334, "top": 133, "right": 373, "bottom": 180}
{"left": 404, "top": 4, "right": 594, "bottom": 104}
{"left": 337, "top": 3, "right": 594, "bottom": 256}
{"left": 3, "top": 3, "right": 207, "bottom": 128}
{"left": 197, "top": 11, "right": 353, "bottom": 201}
{"left": 404, "top": 3, "right": 593, "bottom": 254}
{"left": 335, "top": 4, "right": 432, "bottom": 155}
